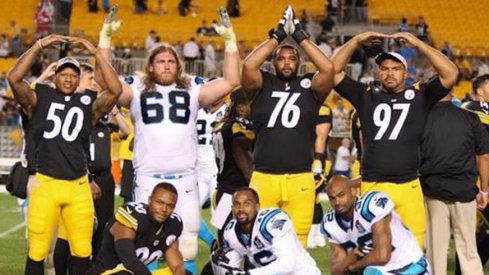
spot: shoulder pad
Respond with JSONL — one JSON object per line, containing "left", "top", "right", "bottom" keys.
{"left": 257, "top": 208, "right": 292, "bottom": 242}
{"left": 357, "top": 191, "right": 393, "bottom": 224}
{"left": 115, "top": 202, "right": 147, "bottom": 230}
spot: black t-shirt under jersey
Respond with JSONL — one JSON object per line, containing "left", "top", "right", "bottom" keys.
{"left": 334, "top": 75, "right": 450, "bottom": 182}
{"left": 251, "top": 71, "right": 320, "bottom": 173}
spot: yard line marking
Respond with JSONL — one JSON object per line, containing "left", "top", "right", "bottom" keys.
{"left": 0, "top": 222, "right": 25, "bottom": 238}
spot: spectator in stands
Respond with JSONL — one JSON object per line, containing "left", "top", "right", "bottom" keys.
{"left": 456, "top": 55, "right": 473, "bottom": 80}
{"left": 476, "top": 58, "right": 489, "bottom": 76}
{"left": 398, "top": 17, "right": 409, "bottom": 32}
{"left": 9, "top": 20, "right": 22, "bottom": 57}
{"left": 182, "top": 37, "right": 200, "bottom": 68}
{"left": 204, "top": 41, "right": 216, "bottom": 77}
{"left": 88, "top": 0, "right": 98, "bottom": 12}
{"left": 196, "top": 20, "right": 209, "bottom": 36}
{"left": 355, "top": 0, "right": 367, "bottom": 22}
{"left": 326, "top": 0, "right": 340, "bottom": 23}
{"left": 1, "top": 99, "right": 19, "bottom": 126}
{"left": 331, "top": 98, "right": 350, "bottom": 137}
{"left": 145, "top": 30, "right": 157, "bottom": 51}
{"left": 440, "top": 41, "right": 454, "bottom": 59}
{"left": 226, "top": 0, "right": 240, "bottom": 17}
{"left": 415, "top": 16, "right": 429, "bottom": 42}
{"left": 0, "top": 34, "right": 11, "bottom": 58}
{"left": 120, "top": 48, "right": 132, "bottom": 75}
{"left": 207, "top": 20, "right": 218, "bottom": 36}
{"left": 178, "top": 0, "right": 196, "bottom": 17}
{"left": 135, "top": 0, "right": 148, "bottom": 14}
{"left": 320, "top": 15, "right": 337, "bottom": 34}
{"left": 34, "top": 0, "right": 54, "bottom": 39}
{"left": 317, "top": 36, "right": 333, "bottom": 57}
{"left": 334, "top": 137, "right": 355, "bottom": 177}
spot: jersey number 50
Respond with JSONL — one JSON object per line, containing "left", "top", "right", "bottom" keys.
{"left": 141, "top": 91, "right": 190, "bottom": 124}
{"left": 43, "top": 103, "right": 84, "bottom": 142}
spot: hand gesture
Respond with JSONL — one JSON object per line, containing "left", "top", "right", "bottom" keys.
{"left": 37, "top": 34, "right": 69, "bottom": 50}
{"left": 390, "top": 32, "right": 422, "bottom": 48}
{"left": 268, "top": 6, "right": 288, "bottom": 43}
{"left": 214, "top": 8, "right": 236, "bottom": 42}
{"left": 353, "top": 32, "right": 389, "bottom": 46}
{"left": 69, "top": 37, "right": 97, "bottom": 55}
{"left": 99, "top": 4, "right": 122, "bottom": 48}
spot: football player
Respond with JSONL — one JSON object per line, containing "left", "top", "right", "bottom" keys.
{"left": 331, "top": 31, "right": 458, "bottom": 247}
{"left": 94, "top": 8, "right": 240, "bottom": 273}
{"left": 242, "top": 5, "right": 334, "bottom": 245}
{"left": 89, "top": 182, "right": 186, "bottom": 275}
{"left": 322, "top": 176, "right": 430, "bottom": 274}
{"left": 212, "top": 187, "right": 321, "bottom": 275}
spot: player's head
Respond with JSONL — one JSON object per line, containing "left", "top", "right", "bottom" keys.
{"left": 144, "top": 43, "right": 189, "bottom": 89}
{"left": 230, "top": 88, "right": 250, "bottom": 119}
{"left": 472, "top": 74, "right": 489, "bottom": 102}
{"left": 375, "top": 52, "right": 407, "bottom": 93}
{"left": 232, "top": 187, "right": 260, "bottom": 231}
{"left": 54, "top": 57, "right": 81, "bottom": 94}
{"left": 78, "top": 63, "right": 100, "bottom": 92}
{"left": 273, "top": 44, "right": 300, "bottom": 82}
{"left": 326, "top": 176, "right": 357, "bottom": 219}
{"left": 148, "top": 182, "right": 178, "bottom": 223}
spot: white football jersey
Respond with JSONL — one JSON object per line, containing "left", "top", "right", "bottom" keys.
{"left": 196, "top": 103, "right": 227, "bottom": 174}
{"left": 223, "top": 208, "right": 320, "bottom": 275}
{"left": 321, "top": 191, "right": 426, "bottom": 274}
{"left": 129, "top": 75, "right": 201, "bottom": 175}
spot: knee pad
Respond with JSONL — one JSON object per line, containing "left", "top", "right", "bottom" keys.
{"left": 179, "top": 234, "right": 198, "bottom": 260}
{"left": 69, "top": 239, "right": 91, "bottom": 258}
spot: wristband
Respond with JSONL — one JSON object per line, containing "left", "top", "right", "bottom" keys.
{"left": 480, "top": 190, "right": 488, "bottom": 196}
{"left": 314, "top": 152, "right": 325, "bottom": 161}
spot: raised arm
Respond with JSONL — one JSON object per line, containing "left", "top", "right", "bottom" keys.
{"left": 94, "top": 6, "right": 134, "bottom": 108}
{"left": 7, "top": 34, "right": 68, "bottom": 114}
{"left": 241, "top": 10, "right": 288, "bottom": 100}
{"left": 70, "top": 37, "right": 122, "bottom": 123}
{"left": 331, "top": 32, "right": 388, "bottom": 86}
{"left": 289, "top": 10, "right": 334, "bottom": 104}
{"left": 199, "top": 8, "right": 240, "bottom": 107}
{"left": 347, "top": 214, "right": 392, "bottom": 272}
{"left": 110, "top": 106, "right": 131, "bottom": 139}
{"left": 164, "top": 240, "right": 186, "bottom": 275}
{"left": 110, "top": 221, "right": 152, "bottom": 275}
{"left": 391, "top": 32, "right": 458, "bottom": 89}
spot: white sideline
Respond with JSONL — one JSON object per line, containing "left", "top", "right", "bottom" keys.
{"left": 0, "top": 222, "right": 25, "bottom": 238}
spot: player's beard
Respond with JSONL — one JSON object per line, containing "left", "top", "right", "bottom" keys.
{"left": 156, "top": 72, "right": 177, "bottom": 85}
{"left": 276, "top": 68, "right": 297, "bottom": 83}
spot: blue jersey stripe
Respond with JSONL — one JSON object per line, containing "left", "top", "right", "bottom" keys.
{"left": 259, "top": 209, "right": 281, "bottom": 242}
{"left": 360, "top": 192, "right": 377, "bottom": 222}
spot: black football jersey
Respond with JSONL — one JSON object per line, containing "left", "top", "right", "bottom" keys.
{"left": 88, "top": 120, "right": 118, "bottom": 173}
{"left": 213, "top": 117, "right": 254, "bottom": 193}
{"left": 28, "top": 84, "right": 96, "bottom": 179}
{"left": 90, "top": 202, "right": 183, "bottom": 273}
{"left": 334, "top": 75, "right": 450, "bottom": 182}
{"left": 350, "top": 110, "right": 362, "bottom": 161}
{"left": 461, "top": 100, "right": 489, "bottom": 133}
{"left": 251, "top": 71, "right": 320, "bottom": 173}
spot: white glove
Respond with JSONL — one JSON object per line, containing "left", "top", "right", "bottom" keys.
{"left": 283, "top": 5, "right": 295, "bottom": 35}
{"left": 214, "top": 8, "right": 237, "bottom": 52}
{"left": 98, "top": 5, "right": 122, "bottom": 48}
{"left": 312, "top": 159, "right": 323, "bottom": 175}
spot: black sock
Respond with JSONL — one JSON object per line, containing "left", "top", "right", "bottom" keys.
{"left": 69, "top": 256, "right": 91, "bottom": 275}
{"left": 54, "top": 238, "right": 70, "bottom": 275}
{"left": 25, "top": 257, "right": 44, "bottom": 275}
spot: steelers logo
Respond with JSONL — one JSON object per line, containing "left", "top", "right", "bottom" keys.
{"left": 98, "top": 132, "right": 104, "bottom": 138}
{"left": 166, "top": 235, "right": 177, "bottom": 246}
{"left": 81, "top": 95, "right": 92, "bottom": 105}
{"left": 300, "top": 78, "right": 311, "bottom": 89}
{"left": 404, "top": 89, "right": 415, "bottom": 100}
{"left": 64, "top": 96, "right": 71, "bottom": 102}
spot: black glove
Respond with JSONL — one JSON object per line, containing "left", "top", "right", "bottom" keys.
{"left": 269, "top": 8, "right": 288, "bottom": 43}
{"left": 211, "top": 246, "right": 233, "bottom": 265}
{"left": 291, "top": 17, "right": 310, "bottom": 44}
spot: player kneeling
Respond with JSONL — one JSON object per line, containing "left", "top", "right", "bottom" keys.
{"left": 89, "top": 182, "right": 188, "bottom": 275}
{"left": 211, "top": 187, "right": 321, "bottom": 275}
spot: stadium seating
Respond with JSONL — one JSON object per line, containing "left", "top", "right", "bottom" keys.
{"left": 368, "top": 0, "right": 489, "bottom": 57}
{"left": 0, "top": 0, "right": 37, "bottom": 38}
{"left": 69, "top": 0, "right": 324, "bottom": 50}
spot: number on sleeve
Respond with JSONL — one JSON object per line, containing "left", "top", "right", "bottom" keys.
{"left": 373, "top": 103, "right": 410, "bottom": 140}
{"left": 196, "top": 119, "right": 207, "bottom": 145}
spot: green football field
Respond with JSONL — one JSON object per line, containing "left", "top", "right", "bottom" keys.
{"left": 0, "top": 192, "right": 478, "bottom": 274}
